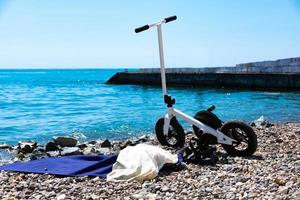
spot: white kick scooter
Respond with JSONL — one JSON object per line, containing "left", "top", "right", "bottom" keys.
{"left": 135, "top": 16, "right": 257, "bottom": 157}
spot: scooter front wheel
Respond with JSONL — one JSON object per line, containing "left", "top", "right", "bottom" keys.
{"left": 221, "top": 121, "right": 257, "bottom": 157}
{"left": 155, "top": 117, "right": 185, "bottom": 148}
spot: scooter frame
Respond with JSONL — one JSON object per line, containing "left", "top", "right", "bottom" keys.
{"left": 135, "top": 16, "right": 235, "bottom": 145}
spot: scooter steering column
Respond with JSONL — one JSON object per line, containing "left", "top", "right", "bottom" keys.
{"left": 157, "top": 24, "right": 168, "bottom": 98}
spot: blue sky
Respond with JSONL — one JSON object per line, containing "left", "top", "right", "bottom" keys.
{"left": 0, "top": 0, "right": 300, "bottom": 68}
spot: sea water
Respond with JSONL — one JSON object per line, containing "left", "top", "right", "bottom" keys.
{"left": 0, "top": 69, "right": 299, "bottom": 144}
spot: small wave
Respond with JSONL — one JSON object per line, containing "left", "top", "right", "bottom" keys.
{"left": 263, "top": 92, "right": 281, "bottom": 95}
{"left": 71, "top": 132, "right": 87, "bottom": 140}
{"left": 0, "top": 150, "right": 16, "bottom": 165}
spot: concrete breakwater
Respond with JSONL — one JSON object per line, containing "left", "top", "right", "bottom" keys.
{"left": 107, "top": 72, "right": 300, "bottom": 90}
{"left": 107, "top": 57, "right": 300, "bottom": 90}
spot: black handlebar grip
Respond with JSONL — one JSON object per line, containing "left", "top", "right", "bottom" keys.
{"left": 207, "top": 105, "right": 216, "bottom": 112}
{"left": 135, "top": 25, "right": 150, "bottom": 33}
{"left": 165, "top": 16, "right": 177, "bottom": 23}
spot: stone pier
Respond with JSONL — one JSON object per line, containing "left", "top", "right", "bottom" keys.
{"left": 106, "top": 57, "right": 300, "bottom": 90}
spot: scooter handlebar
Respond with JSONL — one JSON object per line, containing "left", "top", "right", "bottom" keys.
{"left": 135, "top": 25, "right": 150, "bottom": 33}
{"left": 207, "top": 105, "right": 216, "bottom": 112}
{"left": 164, "top": 15, "right": 177, "bottom": 23}
{"left": 135, "top": 15, "right": 177, "bottom": 33}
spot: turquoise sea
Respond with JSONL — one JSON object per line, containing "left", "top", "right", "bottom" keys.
{"left": 0, "top": 69, "right": 299, "bottom": 145}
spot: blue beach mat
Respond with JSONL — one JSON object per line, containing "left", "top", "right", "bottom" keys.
{"left": 0, "top": 155, "right": 118, "bottom": 178}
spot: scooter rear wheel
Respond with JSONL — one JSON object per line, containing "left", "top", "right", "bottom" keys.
{"left": 155, "top": 117, "right": 185, "bottom": 148}
{"left": 221, "top": 121, "right": 257, "bottom": 157}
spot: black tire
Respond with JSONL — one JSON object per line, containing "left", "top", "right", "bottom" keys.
{"left": 155, "top": 117, "right": 185, "bottom": 148}
{"left": 192, "top": 110, "right": 222, "bottom": 144}
{"left": 221, "top": 121, "right": 257, "bottom": 157}
{"left": 193, "top": 110, "right": 222, "bottom": 130}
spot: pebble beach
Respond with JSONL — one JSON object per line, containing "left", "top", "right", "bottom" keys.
{"left": 0, "top": 122, "right": 299, "bottom": 200}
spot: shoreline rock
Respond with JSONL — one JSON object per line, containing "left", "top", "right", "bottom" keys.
{"left": 0, "top": 144, "right": 12, "bottom": 150}
{"left": 0, "top": 134, "right": 155, "bottom": 164}
{"left": 45, "top": 142, "right": 58, "bottom": 152}
{"left": 18, "top": 141, "right": 37, "bottom": 154}
{"left": 53, "top": 136, "right": 78, "bottom": 147}
{"left": 251, "top": 115, "right": 274, "bottom": 128}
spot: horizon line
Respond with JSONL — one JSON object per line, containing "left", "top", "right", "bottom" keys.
{"left": 0, "top": 66, "right": 233, "bottom": 70}
{"left": 1, "top": 56, "right": 299, "bottom": 70}
{"left": 0, "top": 67, "right": 135, "bottom": 70}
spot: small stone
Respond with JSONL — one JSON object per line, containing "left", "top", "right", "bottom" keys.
{"left": 275, "top": 138, "right": 283, "bottom": 143}
{"left": 154, "top": 185, "right": 161, "bottom": 191}
{"left": 92, "top": 177, "right": 100, "bottom": 181}
{"left": 45, "top": 142, "right": 58, "bottom": 152}
{"left": 36, "top": 146, "right": 45, "bottom": 152}
{"left": 101, "top": 139, "right": 111, "bottom": 148}
{"left": 142, "top": 181, "right": 150, "bottom": 188}
{"left": 235, "top": 182, "right": 243, "bottom": 187}
{"left": 132, "top": 193, "right": 143, "bottom": 199}
{"left": 146, "top": 193, "right": 157, "bottom": 200}
{"left": 274, "top": 178, "right": 287, "bottom": 186}
{"left": 30, "top": 150, "right": 46, "bottom": 160}
{"left": 266, "top": 122, "right": 273, "bottom": 127}
{"left": 89, "top": 194, "right": 99, "bottom": 199}
{"left": 60, "top": 147, "right": 81, "bottom": 156}
{"left": 137, "top": 135, "right": 150, "bottom": 143}
{"left": 47, "top": 151, "right": 60, "bottom": 157}
{"left": 161, "top": 186, "right": 169, "bottom": 192}
{"left": 131, "top": 189, "right": 147, "bottom": 199}
{"left": 226, "top": 192, "right": 235, "bottom": 199}
{"left": 285, "top": 181, "right": 294, "bottom": 187}
{"left": 82, "top": 147, "right": 95, "bottom": 155}
{"left": 94, "top": 147, "right": 111, "bottom": 155}
{"left": 53, "top": 136, "right": 77, "bottom": 147}
{"left": 181, "top": 189, "right": 188, "bottom": 195}
{"left": 120, "top": 140, "right": 133, "bottom": 149}
{"left": 184, "top": 172, "right": 191, "bottom": 178}
{"left": 200, "top": 178, "right": 209, "bottom": 185}
{"left": 88, "top": 140, "right": 97, "bottom": 145}
{"left": 77, "top": 143, "right": 88, "bottom": 149}
{"left": 57, "top": 194, "right": 66, "bottom": 200}
{"left": 112, "top": 143, "right": 122, "bottom": 152}
{"left": 278, "top": 186, "right": 289, "bottom": 194}
{"left": 18, "top": 141, "right": 37, "bottom": 154}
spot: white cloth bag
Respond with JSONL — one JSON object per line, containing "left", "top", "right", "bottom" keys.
{"left": 107, "top": 144, "right": 178, "bottom": 182}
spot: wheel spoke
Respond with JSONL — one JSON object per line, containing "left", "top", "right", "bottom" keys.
{"left": 235, "top": 131, "right": 249, "bottom": 143}
{"left": 228, "top": 128, "right": 249, "bottom": 150}
{"left": 232, "top": 142, "right": 240, "bottom": 147}
{"left": 166, "top": 127, "right": 178, "bottom": 145}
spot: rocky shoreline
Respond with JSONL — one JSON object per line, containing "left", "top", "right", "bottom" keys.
{"left": 0, "top": 121, "right": 299, "bottom": 199}
{"left": 0, "top": 134, "right": 156, "bottom": 166}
